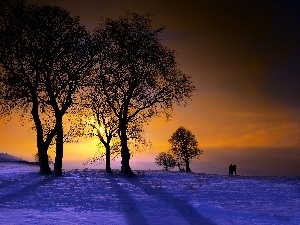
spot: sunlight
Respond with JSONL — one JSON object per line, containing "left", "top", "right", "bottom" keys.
{"left": 63, "top": 138, "right": 104, "bottom": 161}
{"left": 84, "top": 117, "right": 106, "bottom": 136}
{"left": 99, "top": 126, "right": 105, "bottom": 135}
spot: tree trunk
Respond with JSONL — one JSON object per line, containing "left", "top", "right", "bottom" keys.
{"left": 39, "top": 146, "right": 52, "bottom": 175}
{"left": 119, "top": 122, "right": 134, "bottom": 177}
{"left": 185, "top": 160, "right": 191, "bottom": 172}
{"left": 121, "top": 148, "right": 133, "bottom": 176}
{"left": 105, "top": 144, "right": 112, "bottom": 173}
{"left": 37, "top": 139, "right": 46, "bottom": 174}
{"left": 32, "top": 103, "right": 51, "bottom": 175}
{"left": 54, "top": 116, "right": 63, "bottom": 176}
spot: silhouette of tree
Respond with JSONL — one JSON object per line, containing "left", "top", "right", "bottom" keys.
{"left": 81, "top": 96, "right": 120, "bottom": 173}
{"left": 34, "top": 152, "right": 53, "bottom": 165}
{"left": 0, "top": 1, "right": 53, "bottom": 174}
{"left": 0, "top": 2, "right": 94, "bottom": 176}
{"left": 169, "top": 126, "right": 203, "bottom": 172}
{"left": 81, "top": 83, "right": 151, "bottom": 173}
{"left": 92, "top": 12, "right": 195, "bottom": 176}
{"left": 155, "top": 152, "right": 176, "bottom": 171}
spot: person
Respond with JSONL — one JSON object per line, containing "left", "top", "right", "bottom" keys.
{"left": 229, "top": 164, "right": 233, "bottom": 175}
{"left": 232, "top": 165, "right": 236, "bottom": 175}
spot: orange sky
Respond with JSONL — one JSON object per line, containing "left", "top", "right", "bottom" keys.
{"left": 1, "top": 0, "right": 299, "bottom": 176}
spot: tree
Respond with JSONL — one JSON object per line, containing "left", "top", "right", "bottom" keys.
{"left": 0, "top": 1, "right": 54, "bottom": 174}
{"left": 82, "top": 82, "right": 151, "bottom": 173}
{"left": 92, "top": 13, "right": 195, "bottom": 176}
{"left": 155, "top": 152, "right": 176, "bottom": 171}
{"left": 169, "top": 126, "right": 203, "bottom": 172}
{"left": 83, "top": 95, "right": 120, "bottom": 173}
{"left": 34, "top": 152, "right": 53, "bottom": 165}
{"left": 0, "top": 2, "right": 94, "bottom": 176}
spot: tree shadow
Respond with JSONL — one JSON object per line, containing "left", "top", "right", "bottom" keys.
{"left": 106, "top": 174, "right": 149, "bottom": 225}
{"left": 0, "top": 173, "right": 55, "bottom": 206}
{"left": 127, "top": 176, "right": 216, "bottom": 225}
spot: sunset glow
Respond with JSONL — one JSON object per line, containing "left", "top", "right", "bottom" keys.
{"left": 0, "top": 0, "right": 299, "bottom": 176}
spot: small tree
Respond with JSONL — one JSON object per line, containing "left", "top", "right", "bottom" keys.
{"left": 169, "top": 126, "right": 203, "bottom": 172}
{"left": 85, "top": 95, "right": 120, "bottom": 173}
{"left": 79, "top": 93, "right": 149, "bottom": 173}
{"left": 155, "top": 152, "right": 176, "bottom": 171}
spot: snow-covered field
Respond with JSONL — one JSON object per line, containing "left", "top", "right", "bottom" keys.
{"left": 0, "top": 163, "right": 299, "bottom": 225}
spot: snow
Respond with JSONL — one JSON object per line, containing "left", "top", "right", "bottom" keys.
{"left": 0, "top": 163, "right": 299, "bottom": 224}
{"left": 0, "top": 153, "right": 27, "bottom": 162}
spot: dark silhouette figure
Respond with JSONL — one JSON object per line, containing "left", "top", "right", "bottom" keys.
{"left": 229, "top": 164, "right": 236, "bottom": 175}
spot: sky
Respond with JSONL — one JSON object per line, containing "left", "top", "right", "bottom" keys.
{"left": 0, "top": 0, "right": 299, "bottom": 176}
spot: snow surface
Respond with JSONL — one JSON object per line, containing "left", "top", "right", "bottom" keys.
{"left": 0, "top": 153, "right": 27, "bottom": 162}
{"left": 0, "top": 163, "right": 299, "bottom": 225}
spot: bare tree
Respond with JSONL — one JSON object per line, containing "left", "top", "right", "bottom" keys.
{"left": 81, "top": 91, "right": 150, "bottom": 173}
{"left": 155, "top": 152, "right": 176, "bottom": 171}
{"left": 92, "top": 12, "right": 195, "bottom": 176}
{"left": 0, "top": 2, "right": 94, "bottom": 175}
{"left": 83, "top": 94, "right": 120, "bottom": 173}
{"left": 169, "top": 126, "right": 203, "bottom": 172}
